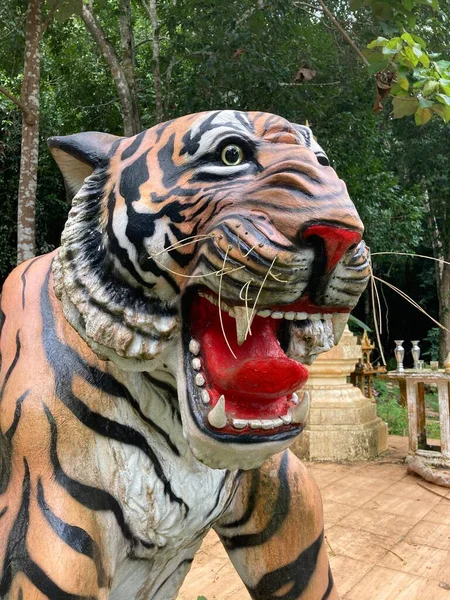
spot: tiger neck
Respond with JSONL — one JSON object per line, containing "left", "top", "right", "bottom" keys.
{"left": 53, "top": 170, "right": 180, "bottom": 367}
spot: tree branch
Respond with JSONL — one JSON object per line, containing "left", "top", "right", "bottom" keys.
{"left": 315, "top": 0, "right": 369, "bottom": 66}
{"left": 140, "top": 0, "right": 163, "bottom": 123}
{"left": 42, "top": 0, "right": 64, "bottom": 33}
{"left": 0, "top": 86, "right": 27, "bottom": 112}
{"left": 81, "top": 3, "right": 136, "bottom": 135}
{"left": 0, "top": 86, "right": 35, "bottom": 124}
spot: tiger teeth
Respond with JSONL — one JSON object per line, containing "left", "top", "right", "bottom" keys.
{"left": 207, "top": 395, "right": 227, "bottom": 429}
{"left": 230, "top": 412, "right": 296, "bottom": 430}
{"left": 290, "top": 391, "right": 311, "bottom": 424}
{"left": 192, "top": 358, "right": 201, "bottom": 370}
{"left": 195, "top": 373, "right": 205, "bottom": 387}
{"left": 201, "top": 389, "right": 210, "bottom": 405}
{"left": 199, "top": 292, "right": 334, "bottom": 324}
{"left": 232, "top": 306, "right": 254, "bottom": 346}
{"left": 331, "top": 313, "right": 349, "bottom": 344}
{"left": 189, "top": 339, "right": 200, "bottom": 355}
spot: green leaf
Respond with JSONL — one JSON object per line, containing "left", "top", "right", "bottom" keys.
{"left": 414, "top": 107, "right": 433, "bottom": 125}
{"left": 400, "top": 33, "right": 415, "bottom": 47}
{"left": 419, "top": 53, "right": 430, "bottom": 68}
{"left": 422, "top": 80, "right": 439, "bottom": 96}
{"left": 401, "top": 46, "right": 419, "bottom": 68}
{"left": 432, "top": 103, "right": 450, "bottom": 122}
{"left": 382, "top": 46, "right": 400, "bottom": 55}
{"left": 348, "top": 314, "right": 372, "bottom": 332}
{"left": 436, "top": 60, "right": 450, "bottom": 70}
{"left": 367, "top": 59, "right": 390, "bottom": 76}
{"left": 392, "top": 96, "right": 419, "bottom": 118}
{"left": 418, "top": 97, "right": 434, "bottom": 108}
{"left": 411, "top": 34, "right": 427, "bottom": 49}
{"left": 412, "top": 45, "right": 423, "bottom": 59}
{"left": 391, "top": 82, "right": 406, "bottom": 95}
{"left": 397, "top": 76, "right": 410, "bottom": 91}
{"left": 367, "top": 37, "right": 388, "bottom": 50}
{"left": 436, "top": 93, "right": 450, "bottom": 106}
{"left": 439, "top": 79, "right": 450, "bottom": 94}
{"left": 197, "top": 597, "right": 208, "bottom": 600}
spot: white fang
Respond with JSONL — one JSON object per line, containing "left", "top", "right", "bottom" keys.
{"left": 207, "top": 395, "right": 227, "bottom": 429}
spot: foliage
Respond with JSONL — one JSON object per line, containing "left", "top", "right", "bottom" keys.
{"left": 422, "top": 327, "right": 440, "bottom": 360}
{"left": 374, "top": 379, "right": 440, "bottom": 439}
{"left": 375, "top": 379, "right": 409, "bottom": 435}
{"left": 366, "top": 33, "right": 450, "bottom": 124}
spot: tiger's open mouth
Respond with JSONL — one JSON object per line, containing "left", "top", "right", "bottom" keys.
{"left": 182, "top": 287, "right": 348, "bottom": 444}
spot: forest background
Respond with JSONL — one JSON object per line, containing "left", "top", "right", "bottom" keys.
{"left": 0, "top": 0, "right": 449, "bottom": 364}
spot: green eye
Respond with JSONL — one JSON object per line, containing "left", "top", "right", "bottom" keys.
{"left": 221, "top": 144, "right": 244, "bottom": 166}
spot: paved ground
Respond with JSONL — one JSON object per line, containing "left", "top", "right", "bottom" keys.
{"left": 177, "top": 437, "right": 450, "bottom": 600}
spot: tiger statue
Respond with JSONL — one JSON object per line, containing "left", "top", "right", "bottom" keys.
{"left": 0, "top": 110, "right": 369, "bottom": 600}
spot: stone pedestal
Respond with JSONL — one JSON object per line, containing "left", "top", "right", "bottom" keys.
{"left": 292, "top": 327, "right": 388, "bottom": 462}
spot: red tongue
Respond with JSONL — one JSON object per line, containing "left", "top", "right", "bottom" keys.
{"left": 191, "top": 295, "right": 308, "bottom": 401}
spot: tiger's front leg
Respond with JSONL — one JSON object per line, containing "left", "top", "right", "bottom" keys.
{"left": 215, "top": 450, "right": 337, "bottom": 600}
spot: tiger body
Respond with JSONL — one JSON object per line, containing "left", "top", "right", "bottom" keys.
{"left": 0, "top": 111, "right": 370, "bottom": 600}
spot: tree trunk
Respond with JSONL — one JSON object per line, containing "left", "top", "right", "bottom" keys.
{"left": 438, "top": 248, "right": 450, "bottom": 362}
{"left": 118, "top": 0, "right": 141, "bottom": 133}
{"left": 81, "top": 3, "right": 138, "bottom": 136}
{"left": 17, "top": 0, "right": 42, "bottom": 264}
{"left": 141, "top": 0, "right": 163, "bottom": 123}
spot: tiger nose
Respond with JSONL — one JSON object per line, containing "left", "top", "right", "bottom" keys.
{"left": 301, "top": 223, "right": 362, "bottom": 273}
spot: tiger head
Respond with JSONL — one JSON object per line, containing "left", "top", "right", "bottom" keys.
{"left": 49, "top": 110, "right": 369, "bottom": 470}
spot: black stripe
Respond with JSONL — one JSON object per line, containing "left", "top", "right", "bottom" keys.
{"left": 20, "top": 256, "right": 41, "bottom": 309}
{"left": 5, "top": 390, "right": 29, "bottom": 442}
{"left": 221, "top": 452, "right": 290, "bottom": 550}
{"left": 37, "top": 478, "right": 107, "bottom": 588}
{"left": 40, "top": 268, "right": 186, "bottom": 510}
{"left": 247, "top": 530, "right": 325, "bottom": 600}
{"left": 220, "top": 469, "right": 260, "bottom": 529}
{"left": 0, "top": 506, "right": 7, "bottom": 519}
{"left": 44, "top": 404, "right": 134, "bottom": 544}
{"left": 151, "top": 558, "right": 193, "bottom": 598}
{"left": 23, "top": 556, "right": 96, "bottom": 600}
{"left": 205, "top": 471, "right": 230, "bottom": 520}
{"left": 0, "top": 459, "right": 95, "bottom": 600}
{"left": 322, "top": 565, "right": 334, "bottom": 600}
{"left": 121, "top": 131, "right": 147, "bottom": 160}
{"left": 0, "top": 306, "right": 5, "bottom": 338}
{"left": 0, "top": 331, "right": 21, "bottom": 403}
{"left": 106, "top": 190, "right": 155, "bottom": 289}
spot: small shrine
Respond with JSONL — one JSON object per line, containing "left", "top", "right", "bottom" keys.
{"left": 292, "top": 326, "right": 388, "bottom": 462}
{"left": 350, "top": 330, "right": 386, "bottom": 401}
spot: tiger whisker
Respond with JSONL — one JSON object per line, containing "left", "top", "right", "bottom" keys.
{"left": 239, "top": 280, "right": 254, "bottom": 340}
{"left": 372, "top": 274, "right": 450, "bottom": 333}
{"left": 247, "top": 256, "right": 278, "bottom": 339}
{"left": 235, "top": 230, "right": 258, "bottom": 259}
{"left": 269, "top": 271, "right": 288, "bottom": 283}
{"left": 150, "top": 256, "right": 247, "bottom": 280}
{"left": 219, "top": 246, "right": 237, "bottom": 359}
{"left": 368, "top": 263, "right": 386, "bottom": 366}
{"left": 371, "top": 251, "right": 450, "bottom": 266}
{"left": 149, "top": 234, "right": 216, "bottom": 258}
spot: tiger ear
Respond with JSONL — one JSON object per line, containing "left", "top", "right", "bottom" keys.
{"left": 48, "top": 132, "right": 123, "bottom": 200}
{"left": 291, "top": 123, "right": 330, "bottom": 167}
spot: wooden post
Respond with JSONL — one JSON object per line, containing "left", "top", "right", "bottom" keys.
{"left": 417, "top": 382, "right": 427, "bottom": 449}
{"left": 406, "top": 379, "right": 418, "bottom": 453}
{"left": 438, "top": 380, "right": 450, "bottom": 459}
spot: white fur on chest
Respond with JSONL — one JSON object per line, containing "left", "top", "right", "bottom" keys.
{"left": 93, "top": 369, "right": 235, "bottom": 553}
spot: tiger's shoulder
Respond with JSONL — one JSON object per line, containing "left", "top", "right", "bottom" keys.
{"left": 1, "top": 251, "right": 56, "bottom": 334}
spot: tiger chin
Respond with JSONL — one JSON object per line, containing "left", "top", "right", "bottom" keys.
{"left": 49, "top": 110, "right": 369, "bottom": 472}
